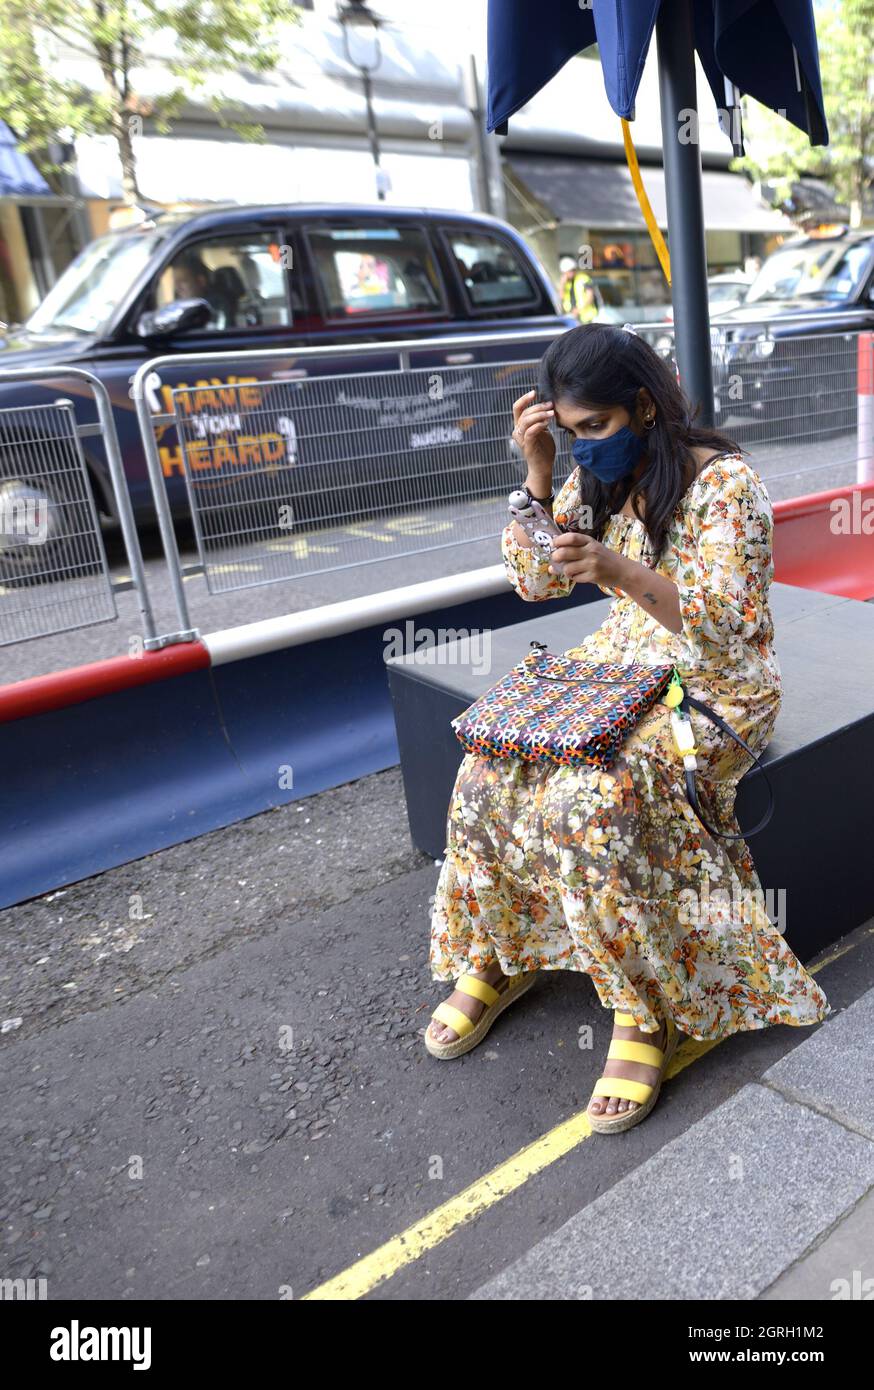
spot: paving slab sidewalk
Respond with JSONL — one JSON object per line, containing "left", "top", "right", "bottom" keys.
{"left": 469, "top": 982, "right": 874, "bottom": 1301}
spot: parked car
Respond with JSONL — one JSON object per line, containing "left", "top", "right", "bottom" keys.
{"left": 0, "top": 203, "right": 573, "bottom": 561}
{"left": 646, "top": 230, "right": 874, "bottom": 434}
{"left": 710, "top": 229, "right": 874, "bottom": 429}
{"left": 662, "top": 272, "right": 753, "bottom": 325}
{"left": 706, "top": 272, "right": 753, "bottom": 315}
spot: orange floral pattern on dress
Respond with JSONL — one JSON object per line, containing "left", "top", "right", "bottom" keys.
{"left": 429, "top": 456, "right": 831, "bottom": 1042}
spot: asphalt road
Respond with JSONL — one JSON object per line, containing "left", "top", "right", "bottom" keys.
{"left": 2, "top": 764, "right": 872, "bottom": 1301}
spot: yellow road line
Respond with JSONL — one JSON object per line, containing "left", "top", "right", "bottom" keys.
{"left": 808, "top": 924, "right": 874, "bottom": 972}
{"left": 208, "top": 563, "right": 264, "bottom": 574}
{"left": 302, "top": 932, "right": 863, "bottom": 1300}
{"left": 302, "top": 1109, "right": 594, "bottom": 1300}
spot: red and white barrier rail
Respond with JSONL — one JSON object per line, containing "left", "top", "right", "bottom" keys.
{"left": 0, "top": 641, "right": 210, "bottom": 724}
{"left": 201, "top": 565, "right": 508, "bottom": 665}
{"left": 773, "top": 480, "right": 874, "bottom": 602}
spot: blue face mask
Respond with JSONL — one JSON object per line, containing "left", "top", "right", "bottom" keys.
{"left": 571, "top": 425, "right": 647, "bottom": 484}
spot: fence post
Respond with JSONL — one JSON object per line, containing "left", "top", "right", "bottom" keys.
{"left": 130, "top": 360, "right": 198, "bottom": 645}
{"left": 858, "top": 332, "right": 874, "bottom": 485}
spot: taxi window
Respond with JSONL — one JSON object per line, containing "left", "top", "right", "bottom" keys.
{"left": 448, "top": 231, "right": 536, "bottom": 308}
{"left": 308, "top": 226, "right": 442, "bottom": 318}
{"left": 154, "top": 234, "right": 291, "bottom": 330}
{"left": 817, "top": 242, "right": 871, "bottom": 298}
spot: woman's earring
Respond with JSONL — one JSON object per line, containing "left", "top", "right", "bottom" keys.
{"left": 644, "top": 414, "right": 656, "bottom": 429}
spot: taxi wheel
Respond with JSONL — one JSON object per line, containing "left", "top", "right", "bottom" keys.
{"left": 0, "top": 478, "right": 104, "bottom": 586}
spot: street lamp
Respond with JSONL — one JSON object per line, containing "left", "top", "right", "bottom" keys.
{"left": 337, "top": 0, "right": 390, "bottom": 202}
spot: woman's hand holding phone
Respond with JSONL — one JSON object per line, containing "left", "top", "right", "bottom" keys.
{"left": 548, "top": 531, "right": 630, "bottom": 588}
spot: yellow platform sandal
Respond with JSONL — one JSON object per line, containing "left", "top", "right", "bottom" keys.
{"left": 424, "top": 970, "right": 537, "bottom": 1060}
{"left": 587, "top": 1010, "right": 680, "bottom": 1134}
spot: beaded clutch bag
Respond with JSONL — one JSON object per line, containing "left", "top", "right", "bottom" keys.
{"left": 451, "top": 641, "right": 775, "bottom": 840}
{"left": 451, "top": 643, "right": 674, "bottom": 769}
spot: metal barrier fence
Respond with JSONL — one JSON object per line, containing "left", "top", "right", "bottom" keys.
{"left": 170, "top": 361, "right": 572, "bottom": 593}
{"left": 1, "top": 322, "right": 872, "bottom": 653}
{"left": 0, "top": 400, "right": 115, "bottom": 644}
{"left": 634, "top": 321, "right": 874, "bottom": 486}
{"left": 146, "top": 324, "right": 874, "bottom": 596}
{"left": 131, "top": 328, "right": 562, "bottom": 621}
{"left": 0, "top": 368, "right": 157, "bottom": 651}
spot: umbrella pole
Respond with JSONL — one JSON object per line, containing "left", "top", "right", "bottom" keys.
{"left": 655, "top": 0, "right": 714, "bottom": 427}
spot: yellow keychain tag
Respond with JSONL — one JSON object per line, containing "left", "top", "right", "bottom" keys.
{"left": 663, "top": 668, "right": 684, "bottom": 709}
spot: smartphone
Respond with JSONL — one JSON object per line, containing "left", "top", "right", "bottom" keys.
{"left": 508, "top": 489, "right": 568, "bottom": 567}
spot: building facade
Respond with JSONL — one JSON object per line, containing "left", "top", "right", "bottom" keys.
{"left": 4, "top": 1, "right": 796, "bottom": 324}
{"left": 496, "top": 50, "right": 793, "bottom": 320}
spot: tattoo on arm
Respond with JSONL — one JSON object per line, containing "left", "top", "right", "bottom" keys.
{"left": 642, "top": 590, "right": 658, "bottom": 604}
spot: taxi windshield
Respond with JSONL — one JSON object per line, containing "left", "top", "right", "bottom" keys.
{"left": 745, "top": 240, "right": 870, "bottom": 304}
{"left": 26, "top": 228, "right": 165, "bottom": 336}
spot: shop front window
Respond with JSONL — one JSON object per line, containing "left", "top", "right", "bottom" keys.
{"left": 584, "top": 233, "right": 669, "bottom": 316}
{"left": 558, "top": 226, "right": 753, "bottom": 320}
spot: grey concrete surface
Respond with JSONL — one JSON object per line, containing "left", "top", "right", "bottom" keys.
{"left": 758, "top": 984, "right": 874, "bottom": 1139}
{"left": 469, "top": 980, "right": 874, "bottom": 1302}
{"left": 761, "top": 1185, "right": 874, "bottom": 1301}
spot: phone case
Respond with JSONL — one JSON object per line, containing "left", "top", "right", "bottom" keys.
{"left": 505, "top": 492, "right": 586, "bottom": 572}
{"left": 507, "top": 491, "right": 569, "bottom": 568}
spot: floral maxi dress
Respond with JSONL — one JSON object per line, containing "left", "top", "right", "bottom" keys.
{"left": 429, "top": 455, "right": 831, "bottom": 1041}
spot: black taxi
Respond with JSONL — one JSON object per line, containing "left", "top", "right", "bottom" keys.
{"left": 0, "top": 203, "right": 571, "bottom": 536}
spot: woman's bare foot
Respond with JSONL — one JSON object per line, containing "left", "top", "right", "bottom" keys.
{"left": 588, "top": 1015, "right": 670, "bottom": 1118}
{"left": 427, "top": 962, "right": 509, "bottom": 1043}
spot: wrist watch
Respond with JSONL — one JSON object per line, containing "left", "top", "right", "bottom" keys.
{"left": 523, "top": 484, "right": 554, "bottom": 505}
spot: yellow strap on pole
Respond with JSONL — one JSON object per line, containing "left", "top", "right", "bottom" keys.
{"left": 620, "top": 116, "right": 672, "bottom": 287}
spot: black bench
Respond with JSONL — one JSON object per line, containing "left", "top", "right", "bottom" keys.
{"left": 386, "top": 583, "right": 874, "bottom": 962}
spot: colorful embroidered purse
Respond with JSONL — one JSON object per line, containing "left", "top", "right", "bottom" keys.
{"left": 451, "top": 642, "right": 775, "bottom": 839}
{"left": 452, "top": 643, "right": 674, "bottom": 769}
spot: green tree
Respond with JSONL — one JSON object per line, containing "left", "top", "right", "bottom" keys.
{"left": 815, "top": 0, "right": 874, "bottom": 223}
{"left": 0, "top": 0, "right": 297, "bottom": 203}
{"left": 733, "top": 0, "right": 874, "bottom": 226}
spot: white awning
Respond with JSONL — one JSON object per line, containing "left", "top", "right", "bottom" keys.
{"left": 75, "top": 134, "right": 476, "bottom": 211}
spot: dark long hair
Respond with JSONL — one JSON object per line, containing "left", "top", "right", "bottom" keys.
{"left": 538, "top": 323, "right": 741, "bottom": 560}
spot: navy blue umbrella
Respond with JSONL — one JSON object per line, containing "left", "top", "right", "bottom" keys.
{"left": 487, "top": 0, "right": 827, "bottom": 146}
{"left": 486, "top": 0, "right": 829, "bottom": 421}
{"left": 694, "top": 1, "right": 828, "bottom": 150}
